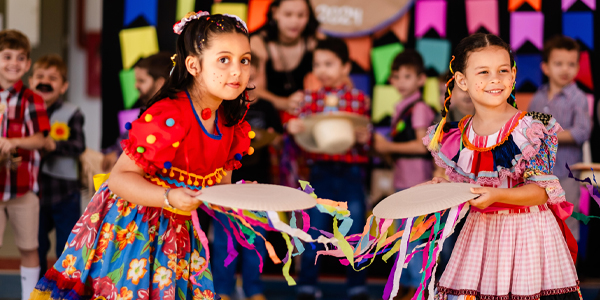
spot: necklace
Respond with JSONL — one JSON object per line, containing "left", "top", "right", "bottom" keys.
{"left": 200, "top": 107, "right": 212, "bottom": 120}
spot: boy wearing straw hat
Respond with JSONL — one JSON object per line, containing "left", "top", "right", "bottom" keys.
{"left": 287, "top": 37, "right": 371, "bottom": 300}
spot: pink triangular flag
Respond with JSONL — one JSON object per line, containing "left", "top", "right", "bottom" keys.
{"left": 510, "top": 12, "right": 544, "bottom": 50}
{"left": 575, "top": 51, "right": 593, "bottom": 90}
{"left": 415, "top": 0, "right": 447, "bottom": 38}
{"left": 562, "top": 0, "right": 596, "bottom": 11}
{"left": 466, "top": 0, "right": 499, "bottom": 35}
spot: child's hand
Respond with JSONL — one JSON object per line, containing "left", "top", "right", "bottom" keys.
{"left": 0, "top": 138, "right": 16, "bottom": 155}
{"left": 468, "top": 187, "right": 498, "bottom": 210}
{"left": 44, "top": 136, "right": 57, "bottom": 152}
{"left": 373, "top": 133, "right": 390, "bottom": 153}
{"left": 10, "top": 155, "right": 22, "bottom": 170}
{"left": 355, "top": 126, "right": 371, "bottom": 144}
{"left": 287, "top": 118, "right": 305, "bottom": 134}
{"left": 415, "top": 177, "right": 449, "bottom": 186}
{"left": 287, "top": 91, "right": 304, "bottom": 114}
{"left": 167, "top": 188, "right": 202, "bottom": 212}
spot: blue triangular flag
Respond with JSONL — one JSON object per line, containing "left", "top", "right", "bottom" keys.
{"left": 515, "top": 54, "right": 542, "bottom": 90}
{"left": 563, "top": 12, "right": 594, "bottom": 50}
{"left": 124, "top": 0, "right": 158, "bottom": 26}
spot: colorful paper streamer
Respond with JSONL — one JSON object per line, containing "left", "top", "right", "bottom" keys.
{"left": 211, "top": 2, "right": 248, "bottom": 22}
{"left": 415, "top": 0, "right": 447, "bottom": 38}
{"left": 119, "top": 69, "right": 140, "bottom": 110}
{"left": 563, "top": 12, "right": 594, "bottom": 50}
{"left": 562, "top": 0, "right": 596, "bottom": 11}
{"left": 575, "top": 51, "right": 594, "bottom": 91}
{"left": 514, "top": 54, "right": 542, "bottom": 90}
{"left": 371, "top": 43, "right": 404, "bottom": 84}
{"left": 176, "top": 0, "right": 196, "bottom": 21}
{"left": 119, "top": 26, "right": 159, "bottom": 70}
{"left": 124, "top": 0, "right": 158, "bottom": 26}
{"left": 508, "top": 0, "right": 541, "bottom": 11}
{"left": 372, "top": 85, "right": 401, "bottom": 123}
{"left": 248, "top": 0, "right": 272, "bottom": 32}
{"left": 510, "top": 12, "right": 544, "bottom": 50}
{"left": 465, "top": 0, "right": 499, "bottom": 35}
{"left": 416, "top": 38, "right": 451, "bottom": 75}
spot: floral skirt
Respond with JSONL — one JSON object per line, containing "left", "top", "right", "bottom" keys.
{"left": 436, "top": 205, "right": 580, "bottom": 300}
{"left": 30, "top": 183, "right": 216, "bottom": 300}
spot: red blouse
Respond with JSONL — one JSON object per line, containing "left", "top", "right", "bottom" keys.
{"left": 122, "top": 91, "right": 252, "bottom": 190}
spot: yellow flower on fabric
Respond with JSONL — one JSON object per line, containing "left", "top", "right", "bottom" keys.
{"left": 153, "top": 266, "right": 172, "bottom": 290}
{"left": 176, "top": 259, "right": 189, "bottom": 281}
{"left": 190, "top": 250, "right": 206, "bottom": 273}
{"left": 127, "top": 258, "right": 147, "bottom": 285}
{"left": 50, "top": 121, "right": 70, "bottom": 141}
{"left": 117, "top": 287, "right": 133, "bottom": 300}
{"left": 61, "top": 254, "right": 77, "bottom": 276}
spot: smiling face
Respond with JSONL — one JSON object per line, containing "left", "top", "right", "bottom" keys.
{"left": 0, "top": 48, "right": 30, "bottom": 89}
{"left": 454, "top": 46, "right": 516, "bottom": 110}
{"left": 542, "top": 49, "right": 579, "bottom": 89}
{"left": 188, "top": 32, "right": 251, "bottom": 101}
{"left": 273, "top": 0, "right": 310, "bottom": 41}
{"left": 30, "top": 66, "right": 68, "bottom": 106}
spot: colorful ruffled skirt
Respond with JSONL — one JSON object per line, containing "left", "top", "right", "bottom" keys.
{"left": 30, "top": 183, "right": 216, "bottom": 300}
{"left": 436, "top": 205, "right": 581, "bottom": 300}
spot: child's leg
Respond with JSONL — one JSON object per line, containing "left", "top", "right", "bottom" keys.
{"left": 37, "top": 201, "right": 54, "bottom": 277}
{"left": 212, "top": 212, "right": 240, "bottom": 297}
{"left": 52, "top": 192, "right": 81, "bottom": 258}
{"left": 241, "top": 225, "right": 266, "bottom": 298}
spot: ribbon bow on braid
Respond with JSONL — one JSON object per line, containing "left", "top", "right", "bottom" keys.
{"left": 428, "top": 56, "right": 455, "bottom": 151}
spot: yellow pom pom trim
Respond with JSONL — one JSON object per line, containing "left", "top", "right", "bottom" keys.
{"left": 248, "top": 131, "right": 256, "bottom": 139}
{"left": 172, "top": 141, "right": 180, "bottom": 148}
{"left": 146, "top": 134, "right": 156, "bottom": 144}
{"left": 144, "top": 114, "right": 153, "bottom": 122}
{"left": 248, "top": 147, "right": 255, "bottom": 155}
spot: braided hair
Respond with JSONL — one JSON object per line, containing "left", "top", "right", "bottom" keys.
{"left": 143, "top": 14, "right": 252, "bottom": 127}
{"left": 429, "top": 33, "right": 517, "bottom": 150}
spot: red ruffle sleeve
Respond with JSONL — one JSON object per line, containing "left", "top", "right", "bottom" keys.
{"left": 223, "top": 120, "right": 252, "bottom": 171}
{"left": 121, "top": 100, "right": 188, "bottom": 174}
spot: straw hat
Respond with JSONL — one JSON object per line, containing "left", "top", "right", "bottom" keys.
{"left": 197, "top": 184, "right": 317, "bottom": 212}
{"left": 250, "top": 129, "right": 278, "bottom": 150}
{"left": 569, "top": 163, "right": 600, "bottom": 185}
{"left": 373, "top": 183, "right": 480, "bottom": 219}
{"left": 293, "top": 112, "right": 370, "bottom": 155}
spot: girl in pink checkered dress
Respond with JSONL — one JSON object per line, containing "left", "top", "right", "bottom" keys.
{"left": 424, "top": 33, "right": 580, "bottom": 300}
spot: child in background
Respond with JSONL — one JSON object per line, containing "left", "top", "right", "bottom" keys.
{"left": 426, "top": 33, "right": 579, "bottom": 300}
{"left": 528, "top": 35, "right": 591, "bottom": 241}
{"left": 373, "top": 50, "right": 435, "bottom": 299}
{"left": 0, "top": 29, "right": 51, "bottom": 300}
{"left": 213, "top": 53, "right": 282, "bottom": 300}
{"left": 30, "top": 54, "right": 86, "bottom": 278}
{"left": 31, "top": 13, "right": 253, "bottom": 299}
{"left": 287, "top": 37, "right": 370, "bottom": 300}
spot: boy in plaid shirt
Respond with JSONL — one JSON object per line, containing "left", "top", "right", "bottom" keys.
{"left": 29, "top": 54, "right": 86, "bottom": 278}
{"left": 0, "top": 30, "right": 51, "bottom": 300}
{"left": 287, "top": 37, "right": 371, "bottom": 300}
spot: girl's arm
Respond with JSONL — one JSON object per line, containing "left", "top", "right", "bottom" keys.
{"left": 107, "top": 153, "right": 202, "bottom": 211}
{"left": 374, "top": 128, "right": 429, "bottom": 155}
{"left": 469, "top": 183, "right": 548, "bottom": 209}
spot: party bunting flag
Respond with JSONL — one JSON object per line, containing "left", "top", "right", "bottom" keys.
{"left": 390, "top": 13, "right": 410, "bottom": 43}
{"left": 575, "top": 51, "right": 594, "bottom": 90}
{"left": 118, "top": 109, "right": 141, "bottom": 134}
{"left": 416, "top": 38, "right": 451, "bottom": 75}
{"left": 510, "top": 12, "right": 544, "bottom": 50}
{"left": 423, "top": 77, "right": 441, "bottom": 112}
{"left": 176, "top": 0, "right": 196, "bottom": 21}
{"left": 415, "top": 0, "right": 447, "bottom": 38}
{"left": 372, "top": 85, "right": 401, "bottom": 123}
{"left": 345, "top": 36, "right": 373, "bottom": 71}
{"left": 371, "top": 43, "right": 404, "bottom": 84}
{"left": 248, "top": 0, "right": 272, "bottom": 33}
{"left": 508, "top": 0, "right": 541, "bottom": 11}
{"left": 119, "top": 26, "right": 159, "bottom": 70}
{"left": 124, "top": 0, "right": 158, "bottom": 26}
{"left": 562, "top": 0, "right": 596, "bottom": 11}
{"left": 465, "top": 0, "right": 499, "bottom": 35}
{"left": 350, "top": 74, "right": 372, "bottom": 97}
{"left": 212, "top": 2, "right": 248, "bottom": 22}
{"left": 119, "top": 69, "right": 140, "bottom": 109}
{"left": 563, "top": 12, "right": 594, "bottom": 50}
{"left": 514, "top": 54, "right": 542, "bottom": 90}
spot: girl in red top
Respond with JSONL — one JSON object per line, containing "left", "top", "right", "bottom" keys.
{"left": 31, "top": 12, "right": 253, "bottom": 300}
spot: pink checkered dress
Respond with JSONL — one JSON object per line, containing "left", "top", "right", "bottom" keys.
{"left": 425, "top": 112, "right": 580, "bottom": 300}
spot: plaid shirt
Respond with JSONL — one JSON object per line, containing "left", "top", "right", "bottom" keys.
{"left": 528, "top": 83, "right": 591, "bottom": 178}
{"left": 299, "top": 85, "right": 370, "bottom": 164}
{"left": 39, "top": 99, "right": 85, "bottom": 206}
{"left": 0, "top": 80, "right": 51, "bottom": 201}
